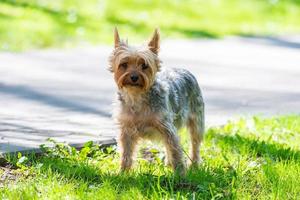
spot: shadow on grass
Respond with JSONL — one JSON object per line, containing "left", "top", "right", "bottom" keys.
{"left": 2, "top": 0, "right": 219, "bottom": 42}
{"left": 2, "top": 0, "right": 64, "bottom": 16}
{"left": 1, "top": 0, "right": 98, "bottom": 31}
{"left": 106, "top": 15, "right": 218, "bottom": 39}
{"left": 29, "top": 129, "right": 299, "bottom": 198}
{"left": 19, "top": 130, "right": 299, "bottom": 198}
{"left": 207, "top": 131, "right": 300, "bottom": 161}
{"left": 37, "top": 156, "right": 235, "bottom": 199}
{"left": 0, "top": 12, "right": 16, "bottom": 19}
{"left": 171, "top": 27, "right": 218, "bottom": 38}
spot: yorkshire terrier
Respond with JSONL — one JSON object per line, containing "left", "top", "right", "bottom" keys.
{"left": 109, "top": 28, "right": 204, "bottom": 173}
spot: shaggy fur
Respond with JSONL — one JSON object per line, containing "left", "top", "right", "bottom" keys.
{"left": 109, "top": 28, "right": 205, "bottom": 173}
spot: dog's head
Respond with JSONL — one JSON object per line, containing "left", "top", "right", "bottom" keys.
{"left": 109, "top": 28, "right": 161, "bottom": 93}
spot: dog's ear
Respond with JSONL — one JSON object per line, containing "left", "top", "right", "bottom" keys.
{"left": 114, "top": 27, "right": 121, "bottom": 48}
{"left": 148, "top": 28, "right": 160, "bottom": 54}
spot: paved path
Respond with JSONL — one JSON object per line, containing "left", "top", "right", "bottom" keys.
{"left": 1, "top": 35, "right": 300, "bottom": 154}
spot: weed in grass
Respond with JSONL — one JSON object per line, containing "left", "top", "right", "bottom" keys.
{"left": 0, "top": 115, "right": 300, "bottom": 199}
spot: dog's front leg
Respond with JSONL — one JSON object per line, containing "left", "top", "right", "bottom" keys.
{"left": 119, "top": 128, "right": 138, "bottom": 171}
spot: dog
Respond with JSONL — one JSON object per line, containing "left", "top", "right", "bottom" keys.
{"left": 108, "top": 28, "right": 204, "bottom": 173}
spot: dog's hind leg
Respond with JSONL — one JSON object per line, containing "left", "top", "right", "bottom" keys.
{"left": 187, "top": 107, "right": 204, "bottom": 165}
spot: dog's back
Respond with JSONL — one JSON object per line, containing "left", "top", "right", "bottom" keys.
{"left": 150, "top": 67, "right": 204, "bottom": 130}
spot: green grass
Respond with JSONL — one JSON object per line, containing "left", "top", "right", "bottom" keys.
{"left": 1, "top": 115, "right": 300, "bottom": 199}
{"left": 1, "top": 0, "right": 300, "bottom": 51}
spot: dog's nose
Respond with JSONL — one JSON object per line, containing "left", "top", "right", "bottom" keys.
{"left": 130, "top": 74, "right": 139, "bottom": 82}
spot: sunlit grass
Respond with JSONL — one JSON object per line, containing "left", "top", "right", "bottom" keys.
{"left": 1, "top": 115, "right": 300, "bottom": 199}
{"left": 1, "top": 0, "right": 300, "bottom": 51}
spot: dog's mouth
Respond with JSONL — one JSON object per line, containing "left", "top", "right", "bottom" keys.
{"left": 124, "top": 82, "right": 143, "bottom": 87}
{"left": 121, "top": 75, "right": 145, "bottom": 89}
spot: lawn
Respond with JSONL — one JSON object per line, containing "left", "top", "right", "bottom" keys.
{"left": 1, "top": 115, "right": 300, "bottom": 199}
{"left": 1, "top": 0, "right": 300, "bottom": 51}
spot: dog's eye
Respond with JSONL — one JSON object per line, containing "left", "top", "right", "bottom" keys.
{"left": 142, "top": 63, "right": 148, "bottom": 70}
{"left": 120, "top": 63, "right": 127, "bottom": 69}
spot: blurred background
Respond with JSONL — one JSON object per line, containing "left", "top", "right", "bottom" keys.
{"left": 1, "top": 0, "right": 300, "bottom": 153}
{"left": 1, "top": 0, "right": 300, "bottom": 51}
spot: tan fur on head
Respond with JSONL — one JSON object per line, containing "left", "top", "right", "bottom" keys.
{"left": 108, "top": 28, "right": 161, "bottom": 92}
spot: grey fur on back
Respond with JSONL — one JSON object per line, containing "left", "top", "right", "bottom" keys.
{"left": 148, "top": 67, "right": 205, "bottom": 131}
